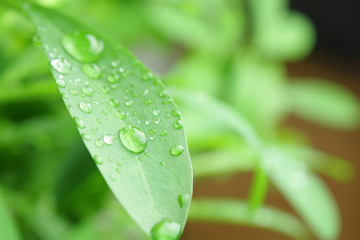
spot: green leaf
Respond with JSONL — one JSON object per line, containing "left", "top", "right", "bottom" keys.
{"left": 0, "top": 188, "right": 22, "bottom": 240}
{"left": 24, "top": 3, "right": 192, "bottom": 238}
{"left": 188, "top": 198, "right": 310, "bottom": 240}
{"left": 262, "top": 148, "right": 340, "bottom": 240}
{"left": 291, "top": 78, "right": 360, "bottom": 130}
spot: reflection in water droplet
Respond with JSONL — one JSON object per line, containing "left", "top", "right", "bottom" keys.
{"left": 56, "top": 78, "right": 66, "bottom": 88}
{"left": 177, "top": 194, "right": 190, "bottom": 208}
{"left": 51, "top": 57, "right": 71, "bottom": 73}
{"left": 151, "top": 219, "right": 181, "bottom": 240}
{"left": 62, "top": 31, "right": 104, "bottom": 62}
{"left": 79, "top": 101, "right": 93, "bottom": 113}
{"left": 170, "top": 145, "right": 184, "bottom": 156}
{"left": 94, "top": 155, "right": 103, "bottom": 165}
{"left": 82, "top": 86, "right": 94, "bottom": 96}
{"left": 173, "top": 120, "right": 183, "bottom": 129}
{"left": 119, "top": 126, "right": 147, "bottom": 153}
{"left": 73, "top": 116, "right": 85, "bottom": 129}
{"left": 103, "top": 135, "right": 115, "bottom": 145}
{"left": 82, "top": 63, "right": 102, "bottom": 79}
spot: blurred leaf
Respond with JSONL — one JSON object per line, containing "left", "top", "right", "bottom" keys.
{"left": 229, "top": 52, "right": 289, "bottom": 136}
{"left": 24, "top": 3, "right": 193, "bottom": 238}
{"left": 263, "top": 148, "right": 340, "bottom": 240}
{"left": 188, "top": 198, "right": 310, "bottom": 240}
{"left": 0, "top": 188, "right": 22, "bottom": 240}
{"left": 250, "top": 0, "right": 315, "bottom": 61}
{"left": 291, "top": 78, "right": 360, "bottom": 130}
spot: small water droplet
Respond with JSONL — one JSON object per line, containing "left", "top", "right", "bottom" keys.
{"left": 151, "top": 219, "right": 181, "bottom": 240}
{"left": 115, "top": 111, "right": 126, "bottom": 120}
{"left": 173, "top": 120, "right": 183, "bottom": 129}
{"left": 142, "top": 72, "right": 154, "bottom": 81}
{"left": 145, "top": 120, "right": 151, "bottom": 126}
{"left": 62, "top": 31, "right": 104, "bottom": 62}
{"left": 109, "top": 173, "right": 117, "bottom": 181}
{"left": 32, "top": 34, "right": 42, "bottom": 48}
{"left": 177, "top": 194, "right": 190, "bottom": 208}
{"left": 51, "top": 57, "right": 71, "bottom": 74}
{"left": 95, "top": 139, "right": 104, "bottom": 148}
{"left": 107, "top": 74, "right": 119, "bottom": 83}
{"left": 102, "top": 86, "right": 110, "bottom": 94}
{"left": 170, "top": 145, "right": 184, "bottom": 156}
{"left": 109, "top": 98, "right": 120, "bottom": 108}
{"left": 82, "top": 63, "right": 102, "bottom": 79}
{"left": 81, "top": 133, "right": 91, "bottom": 141}
{"left": 81, "top": 86, "right": 94, "bottom": 96}
{"left": 160, "top": 162, "right": 165, "bottom": 166}
{"left": 94, "top": 155, "right": 103, "bottom": 165}
{"left": 162, "top": 99, "right": 172, "bottom": 105}
{"left": 149, "top": 129, "right": 156, "bottom": 134}
{"left": 79, "top": 101, "right": 93, "bottom": 113}
{"left": 153, "top": 109, "right": 160, "bottom": 116}
{"left": 116, "top": 168, "right": 121, "bottom": 173}
{"left": 158, "top": 90, "right": 167, "bottom": 98}
{"left": 73, "top": 116, "right": 85, "bottom": 129}
{"left": 96, "top": 118, "right": 102, "bottom": 123}
{"left": 171, "top": 110, "right": 180, "bottom": 117}
{"left": 56, "top": 78, "right": 66, "bottom": 88}
{"left": 125, "top": 100, "right": 133, "bottom": 107}
{"left": 103, "top": 135, "right": 115, "bottom": 145}
{"left": 144, "top": 98, "right": 152, "bottom": 105}
{"left": 160, "top": 130, "right": 167, "bottom": 136}
{"left": 69, "top": 88, "right": 78, "bottom": 96}
{"left": 119, "top": 126, "right": 147, "bottom": 153}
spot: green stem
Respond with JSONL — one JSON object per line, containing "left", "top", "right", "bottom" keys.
{"left": 247, "top": 162, "right": 268, "bottom": 214}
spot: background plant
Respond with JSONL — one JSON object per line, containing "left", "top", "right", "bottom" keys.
{"left": 0, "top": 0, "right": 359, "bottom": 240}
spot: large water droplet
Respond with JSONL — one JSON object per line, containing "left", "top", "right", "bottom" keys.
{"left": 170, "top": 145, "right": 184, "bottom": 156}
{"left": 82, "top": 63, "right": 102, "bottom": 79}
{"left": 79, "top": 101, "right": 93, "bottom": 113}
{"left": 50, "top": 57, "right": 71, "bottom": 74}
{"left": 119, "top": 126, "right": 147, "bottom": 153}
{"left": 62, "top": 31, "right": 104, "bottom": 62}
{"left": 151, "top": 219, "right": 181, "bottom": 240}
{"left": 73, "top": 116, "right": 85, "bottom": 129}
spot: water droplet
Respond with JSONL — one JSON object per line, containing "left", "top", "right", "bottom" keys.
{"left": 115, "top": 111, "right": 126, "bottom": 120}
{"left": 170, "top": 145, "right": 184, "bottom": 156}
{"left": 160, "top": 162, "right": 165, "bottom": 166}
{"left": 119, "top": 126, "right": 147, "bottom": 153}
{"left": 158, "top": 90, "right": 167, "bottom": 98}
{"left": 109, "top": 98, "right": 120, "bottom": 108}
{"left": 162, "top": 99, "right": 172, "bottom": 105}
{"left": 171, "top": 110, "right": 180, "bottom": 117}
{"left": 73, "top": 116, "right": 85, "bottom": 129}
{"left": 160, "top": 130, "right": 167, "bottom": 136}
{"left": 103, "top": 135, "right": 115, "bottom": 145}
{"left": 94, "top": 155, "right": 103, "bottom": 165}
{"left": 142, "top": 72, "right": 154, "bottom": 81}
{"left": 144, "top": 98, "right": 152, "bottom": 105}
{"left": 95, "top": 139, "right": 104, "bottom": 148}
{"left": 82, "top": 63, "right": 102, "bottom": 79}
{"left": 81, "top": 86, "right": 94, "bottom": 96}
{"left": 109, "top": 173, "right": 117, "bottom": 181}
{"left": 173, "top": 120, "right": 183, "bottom": 129}
{"left": 56, "top": 78, "right": 66, "bottom": 88}
{"left": 69, "top": 88, "right": 78, "bottom": 96}
{"left": 125, "top": 100, "right": 133, "bottom": 107}
{"left": 145, "top": 120, "right": 151, "bottom": 126}
{"left": 153, "top": 109, "right": 160, "bottom": 116}
{"left": 32, "top": 34, "right": 42, "bottom": 48}
{"left": 96, "top": 118, "right": 102, "bottom": 123}
{"left": 149, "top": 129, "right": 156, "bottom": 134}
{"left": 81, "top": 133, "right": 91, "bottom": 141}
{"left": 107, "top": 74, "right": 119, "bottom": 83}
{"left": 151, "top": 219, "right": 181, "bottom": 240}
{"left": 116, "top": 168, "right": 121, "bottom": 173}
{"left": 62, "top": 31, "right": 104, "bottom": 62}
{"left": 79, "top": 101, "right": 93, "bottom": 113}
{"left": 51, "top": 57, "right": 71, "bottom": 74}
{"left": 177, "top": 194, "right": 190, "bottom": 208}
{"left": 101, "top": 86, "right": 110, "bottom": 94}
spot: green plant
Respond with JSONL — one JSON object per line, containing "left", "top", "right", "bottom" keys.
{"left": 0, "top": 0, "right": 359, "bottom": 240}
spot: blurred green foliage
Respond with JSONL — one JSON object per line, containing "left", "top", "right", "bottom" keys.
{"left": 0, "top": 0, "right": 359, "bottom": 240}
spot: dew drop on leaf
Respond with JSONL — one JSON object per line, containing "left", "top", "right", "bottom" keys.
{"left": 109, "top": 98, "right": 120, "bottom": 108}
{"left": 171, "top": 110, "right": 180, "bottom": 117}
{"left": 94, "top": 155, "right": 103, "bottom": 165}
{"left": 177, "top": 194, "right": 190, "bottom": 208}
{"left": 56, "top": 78, "right": 66, "bottom": 88}
{"left": 69, "top": 88, "right": 78, "bottom": 96}
{"left": 51, "top": 57, "right": 71, "bottom": 73}
{"left": 79, "top": 101, "right": 93, "bottom": 113}
{"left": 173, "top": 120, "right": 183, "bottom": 129}
{"left": 103, "top": 135, "right": 115, "bottom": 145}
{"left": 82, "top": 63, "right": 102, "bottom": 79}
{"left": 81, "top": 133, "right": 91, "bottom": 141}
{"left": 115, "top": 111, "right": 126, "bottom": 120}
{"left": 62, "top": 31, "right": 104, "bottom": 62}
{"left": 107, "top": 74, "right": 119, "bottom": 83}
{"left": 101, "top": 86, "right": 111, "bottom": 94}
{"left": 125, "top": 100, "right": 133, "bottom": 107}
{"left": 119, "top": 126, "right": 147, "bottom": 153}
{"left": 81, "top": 86, "right": 94, "bottom": 96}
{"left": 73, "top": 116, "right": 85, "bottom": 129}
{"left": 151, "top": 219, "right": 181, "bottom": 240}
{"left": 169, "top": 145, "right": 184, "bottom": 156}
{"left": 160, "top": 130, "right": 167, "bottom": 136}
